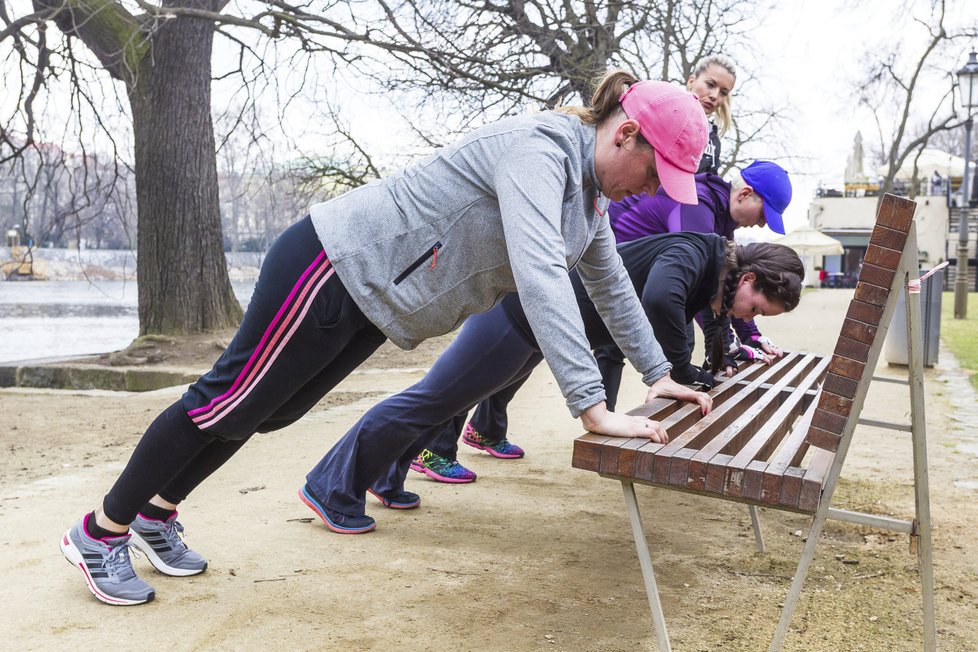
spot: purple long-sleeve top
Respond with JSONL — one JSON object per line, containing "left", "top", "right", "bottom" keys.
{"left": 607, "top": 173, "right": 762, "bottom": 345}
{"left": 608, "top": 173, "right": 735, "bottom": 244}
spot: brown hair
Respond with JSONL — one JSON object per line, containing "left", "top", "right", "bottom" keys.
{"left": 556, "top": 69, "right": 640, "bottom": 125}
{"left": 709, "top": 242, "right": 804, "bottom": 373}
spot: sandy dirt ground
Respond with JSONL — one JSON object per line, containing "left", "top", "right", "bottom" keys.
{"left": 1, "top": 288, "right": 977, "bottom": 651}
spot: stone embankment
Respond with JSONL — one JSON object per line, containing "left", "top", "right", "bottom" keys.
{"left": 0, "top": 246, "right": 262, "bottom": 281}
{"left": 0, "top": 361, "right": 201, "bottom": 392}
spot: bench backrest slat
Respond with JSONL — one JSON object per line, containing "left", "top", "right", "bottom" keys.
{"left": 804, "top": 194, "right": 917, "bottom": 452}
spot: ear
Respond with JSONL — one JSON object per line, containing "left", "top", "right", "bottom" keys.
{"left": 737, "top": 185, "right": 755, "bottom": 203}
{"left": 738, "top": 271, "right": 757, "bottom": 288}
{"left": 686, "top": 73, "right": 696, "bottom": 89}
{"left": 617, "top": 119, "right": 642, "bottom": 146}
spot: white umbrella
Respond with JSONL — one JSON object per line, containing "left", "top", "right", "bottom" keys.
{"left": 876, "top": 148, "right": 967, "bottom": 179}
{"left": 771, "top": 226, "right": 845, "bottom": 257}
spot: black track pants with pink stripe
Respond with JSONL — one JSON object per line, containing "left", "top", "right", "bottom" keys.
{"left": 100, "top": 216, "right": 385, "bottom": 525}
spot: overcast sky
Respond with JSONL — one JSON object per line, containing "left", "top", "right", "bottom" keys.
{"left": 4, "top": 0, "right": 975, "bottom": 237}
{"left": 320, "top": 0, "right": 976, "bottom": 235}
{"left": 743, "top": 0, "right": 976, "bottom": 232}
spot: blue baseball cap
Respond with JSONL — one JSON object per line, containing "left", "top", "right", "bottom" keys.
{"left": 741, "top": 160, "right": 792, "bottom": 234}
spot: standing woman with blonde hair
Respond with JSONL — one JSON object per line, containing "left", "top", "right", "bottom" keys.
{"left": 686, "top": 54, "right": 737, "bottom": 174}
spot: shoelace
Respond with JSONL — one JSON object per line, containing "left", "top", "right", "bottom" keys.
{"left": 103, "top": 543, "right": 141, "bottom": 581}
{"left": 157, "top": 519, "right": 189, "bottom": 552}
{"left": 444, "top": 460, "right": 470, "bottom": 475}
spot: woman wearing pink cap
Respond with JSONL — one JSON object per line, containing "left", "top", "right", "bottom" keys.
{"left": 61, "top": 70, "right": 712, "bottom": 606}
{"left": 412, "top": 55, "right": 742, "bottom": 481}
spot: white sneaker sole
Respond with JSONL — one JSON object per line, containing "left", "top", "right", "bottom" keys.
{"left": 129, "top": 530, "right": 207, "bottom": 577}
{"left": 60, "top": 530, "right": 154, "bottom": 606}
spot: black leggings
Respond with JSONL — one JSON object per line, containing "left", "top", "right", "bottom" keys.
{"left": 100, "top": 216, "right": 386, "bottom": 525}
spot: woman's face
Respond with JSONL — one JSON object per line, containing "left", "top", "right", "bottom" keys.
{"left": 599, "top": 127, "right": 661, "bottom": 202}
{"left": 729, "top": 273, "right": 785, "bottom": 321}
{"left": 687, "top": 64, "right": 736, "bottom": 116}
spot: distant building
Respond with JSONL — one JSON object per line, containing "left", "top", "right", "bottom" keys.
{"left": 807, "top": 136, "right": 975, "bottom": 290}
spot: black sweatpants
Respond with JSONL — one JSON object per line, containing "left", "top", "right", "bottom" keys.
{"left": 100, "top": 216, "right": 386, "bottom": 525}
{"left": 305, "top": 303, "right": 543, "bottom": 515}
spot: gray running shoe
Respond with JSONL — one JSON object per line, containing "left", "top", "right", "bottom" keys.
{"left": 60, "top": 516, "right": 155, "bottom": 606}
{"left": 130, "top": 512, "right": 208, "bottom": 577}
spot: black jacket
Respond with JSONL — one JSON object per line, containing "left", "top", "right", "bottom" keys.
{"left": 697, "top": 123, "right": 722, "bottom": 175}
{"left": 503, "top": 232, "right": 729, "bottom": 384}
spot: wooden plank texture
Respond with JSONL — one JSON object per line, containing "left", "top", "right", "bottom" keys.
{"left": 572, "top": 434, "right": 614, "bottom": 471}
{"left": 846, "top": 300, "right": 885, "bottom": 326}
{"left": 875, "top": 194, "right": 916, "bottom": 231}
{"left": 857, "top": 262, "right": 897, "bottom": 289}
{"left": 854, "top": 282, "right": 889, "bottom": 307}
{"left": 840, "top": 319, "right": 878, "bottom": 345}
{"left": 834, "top": 336, "right": 872, "bottom": 363}
{"left": 822, "top": 372, "right": 859, "bottom": 399}
{"left": 827, "top": 355, "right": 865, "bottom": 380}
{"left": 864, "top": 244, "right": 902, "bottom": 269}
{"left": 869, "top": 224, "right": 909, "bottom": 251}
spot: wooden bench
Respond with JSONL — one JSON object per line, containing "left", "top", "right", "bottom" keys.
{"left": 572, "top": 194, "right": 936, "bottom": 651}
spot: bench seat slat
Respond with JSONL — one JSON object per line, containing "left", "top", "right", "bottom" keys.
{"left": 758, "top": 398, "right": 819, "bottom": 506}
{"left": 598, "top": 437, "right": 634, "bottom": 476}
{"left": 799, "top": 448, "right": 835, "bottom": 512}
{"left": 649, "top": 361, "right": 792, "bottom": 485}
{"left": 617, "top": 438, "right": 655, "bottom": 478}
{"left": 723, "top": 356, "right": 831, "bottom": 498}
{"left": 571, "top": 434, "right": 616, "bottom": 472}
{"left": 779, "top": 467, "right": 807, "bottom": 509}
{"left": 687, "top": 354, "right": 817, "bottom": 492}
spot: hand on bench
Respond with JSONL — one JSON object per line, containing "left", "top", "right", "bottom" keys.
{"left": 579, "top": 375, "right": 713, "bottom": 443}
{"left": 722, "top": 335, "right": 785, "bottom": 373}
{"left": 646, "top": 374, "right": 712, "bottom": 416}
{"left": 580, "top": 402, "right": 670, "bottom": 442}
{"left": 745, "top": 334, "right": 784, "bottom": 359}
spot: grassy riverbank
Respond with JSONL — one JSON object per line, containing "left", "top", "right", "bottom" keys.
{"left": 942, "top": 292, "right": 978, "bottom": 389}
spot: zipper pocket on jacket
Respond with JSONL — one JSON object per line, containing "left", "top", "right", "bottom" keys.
{"left": 394, "top": 241, "right": 442, "bottom": 285}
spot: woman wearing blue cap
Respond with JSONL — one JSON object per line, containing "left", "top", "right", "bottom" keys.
{"left": 610, "top": 158, "right": 793, "bottom": 376}
{"left": 411, "top": 160, "right": 793, "bottom": 484}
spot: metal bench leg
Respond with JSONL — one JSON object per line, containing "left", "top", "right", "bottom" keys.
{"left": 768, "top": 510, "right": 829, "bottom": 651}
{"left": 905, "top": 284, "right": 937, "bottom": 651}
{"left": 748, "top": 505, "right": 766, "bottom": 554}
{"left": 621, "top": 481, "right": 671, "bottom": 651}
{"left": 911, "top": 393, "right": 937, "bottom": 652}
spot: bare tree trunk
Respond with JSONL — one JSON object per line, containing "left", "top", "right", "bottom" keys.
{"left": 130, "top": 15, "right": 241, "bottom": 335}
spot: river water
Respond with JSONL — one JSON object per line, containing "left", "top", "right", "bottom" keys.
{"left": 0, "top": 280, "right": 255, "bottom": 364}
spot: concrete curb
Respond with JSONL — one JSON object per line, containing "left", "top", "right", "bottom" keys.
{"left": 0, "top": 363, "right": 201, "bottom": 392}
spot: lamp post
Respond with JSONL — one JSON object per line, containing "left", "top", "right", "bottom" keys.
{"left": 954, "top": 50, "right": 978, "bottom": 320}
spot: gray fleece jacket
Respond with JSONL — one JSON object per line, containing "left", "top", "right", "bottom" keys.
{"left": 309, "top": 111, "right": 671, "bottom": 416}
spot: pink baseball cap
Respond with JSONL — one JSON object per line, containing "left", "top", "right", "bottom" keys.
{"left": 619, "top": 81, "right": 709, "bottom": 205}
